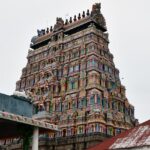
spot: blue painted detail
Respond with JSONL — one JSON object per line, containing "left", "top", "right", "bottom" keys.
{"left": 0, "top": 93, "right": 34, "bottom": 117}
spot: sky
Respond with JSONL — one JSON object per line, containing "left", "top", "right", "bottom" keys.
{"left": 0, "top": 0, "right": 149, "bottom": 123}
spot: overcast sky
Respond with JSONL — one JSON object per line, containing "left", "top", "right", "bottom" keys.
{"left": 0, "top": 0, "right": 149, "bottom": 123}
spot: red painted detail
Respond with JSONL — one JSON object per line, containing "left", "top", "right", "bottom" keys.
{"left": 88, "top": 120, "right": 150, "bottom": 150}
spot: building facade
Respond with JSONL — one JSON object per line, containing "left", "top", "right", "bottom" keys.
{"left": 16, "top": 3, "right": 137, "bottom": 149}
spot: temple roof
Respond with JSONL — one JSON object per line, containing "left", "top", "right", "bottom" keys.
{"left": 30, "top": 3, "right": 107, "bottom": 49}
{"left": 88, "top": 120, "right": 150, "bottom": 150}
{"left": 0, "top": 93, "right": 58, "bottom": 139}
{"left": 0, "top": 110, "right": 58, "bottom": 139}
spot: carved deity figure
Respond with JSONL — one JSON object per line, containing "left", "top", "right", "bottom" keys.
{"left": 91, "top": 3, "right": 106, "bottom": 28}
{"left": 54, "top": 18, "right": 64, "bottom": 32}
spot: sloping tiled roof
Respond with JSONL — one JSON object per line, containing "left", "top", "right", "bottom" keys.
{"left": 88, "top": 120, "right": 150, "bottom": 150}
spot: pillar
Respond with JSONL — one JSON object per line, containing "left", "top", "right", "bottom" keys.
{"left": 32, "top": 127, "right": 39, "bottom": 150}
{"left": 95, "top": 94, "right": 97, "bottom": 104}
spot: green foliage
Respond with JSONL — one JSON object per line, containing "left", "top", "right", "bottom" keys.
{"left": 18, "top": 125, "right": 33, "bottom": 150}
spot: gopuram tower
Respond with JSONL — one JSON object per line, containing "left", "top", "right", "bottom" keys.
{"left": 16, "top": 3, "right": 137, "bottom": 149}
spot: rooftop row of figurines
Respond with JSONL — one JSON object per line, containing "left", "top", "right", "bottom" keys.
{"left": 37, "top": 3, "right": 101, "bottom": 37}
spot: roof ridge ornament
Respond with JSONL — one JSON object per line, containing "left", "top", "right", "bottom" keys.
{"left": 54, "top": 17, "right": 64, "bottom": 32}
{"left": 91, "top": 3, "right": 101, "bottom": 16}
{"left": 91, "top": 3, "right": 107, "bottom": 31}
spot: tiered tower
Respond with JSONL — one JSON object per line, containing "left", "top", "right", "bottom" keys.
{"left": 16, "top": 3, "right": 137, "bottom": 149}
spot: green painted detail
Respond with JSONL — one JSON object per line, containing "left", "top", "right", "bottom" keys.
{"left": 90, "top": 95, "right": 95, "bottom": 105}
{"left": 97, "top": 95, "right": 101, "bottom": 104}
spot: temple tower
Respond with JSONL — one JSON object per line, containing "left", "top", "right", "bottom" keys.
{"left": 16, "top": 3, "right": 137, "bottom": 149}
